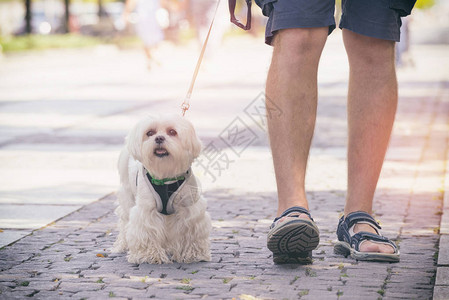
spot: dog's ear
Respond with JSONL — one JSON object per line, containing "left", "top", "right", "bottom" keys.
{"left": 126, "top": 121, "right": 144, "bottom": 162}
{"left": 179, "top": 116, "right": 202, "bottom": 159}
{"left": 190, "top": 134, "right": 202, "bottom": 159}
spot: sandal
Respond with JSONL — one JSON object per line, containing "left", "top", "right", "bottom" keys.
{"left": 334, "top": 211, "right": 400, "bottom": 262}
{"left": 267, "top": 206, "right": 320, "bottom": 264}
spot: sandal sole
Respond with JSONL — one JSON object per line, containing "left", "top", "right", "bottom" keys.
{"left": 267, "top": 219, "right": 320, "bottom": 264}
{"left": 334, "top": 241, "right": 400, "bottom": 263}
{"left": 273, "top": 251, "right": 313, "bottom": 264}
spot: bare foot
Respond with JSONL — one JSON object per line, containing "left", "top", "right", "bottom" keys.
{"left": 353, "top": 223, "right": 394, "bottom": 254}
{"left": 277, "top": 213, "right": 312, "bottom": 224}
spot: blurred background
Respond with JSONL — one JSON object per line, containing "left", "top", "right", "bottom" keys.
{"left": 0, "top": 0, "right": 447, "bottom": 52}
{"left": 0, "top": 0, "right": 267, "bottom": 53}
{"left": 0, "top": 0, "right": 448, "bottom": 247}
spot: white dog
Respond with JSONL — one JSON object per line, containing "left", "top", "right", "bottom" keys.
{"left": 112, "top": 114, "right": 211, "bottom": 264}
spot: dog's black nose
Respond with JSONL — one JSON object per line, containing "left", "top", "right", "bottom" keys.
{"left": 155, "top": 135, "right": 165, "bottom": 144}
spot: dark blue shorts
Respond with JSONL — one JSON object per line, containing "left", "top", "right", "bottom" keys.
{"left": 256, "top": 0, "right": 413, "bottom": 45}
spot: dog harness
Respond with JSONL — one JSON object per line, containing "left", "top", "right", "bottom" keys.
{"left": 135, "top": 163, "right": 200, "bottom": 215}
{"left": 146, "top": 171, "right": 185, "bottom": 215}
{"left": 147, "top": 173, "right": 186, "bottom": 186}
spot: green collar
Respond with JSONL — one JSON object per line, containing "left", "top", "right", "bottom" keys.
{"left": 146, "top": 171, "right": 185, "bottom": 186}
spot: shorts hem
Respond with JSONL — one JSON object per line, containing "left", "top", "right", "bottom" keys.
{"left": 339, "top": 21, "right": 400, "bottom": 42}
{"left": 266, "top": 12, "right": 336, "bottom": 46}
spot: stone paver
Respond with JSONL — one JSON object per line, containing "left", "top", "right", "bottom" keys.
{"left": 435, "top": 100, "right": 449, "bottom": 299}
{"left": 1, "top": 12, "right": 449, "bottom": 299}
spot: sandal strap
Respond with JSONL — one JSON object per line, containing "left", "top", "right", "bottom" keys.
{"left": 337, "top": 211, "right": 381, "bottom": 245}
{"left": 337, "top": 211, "right": 398, "bottom": 253}
{"left": 351, "top": 231, "right": 398, "bottom": 252}
{"left": 344, "top": 211, "right": 382, "bottom": 230}
{"left": 273, "top": 206, "right": 314, "bottom": 223}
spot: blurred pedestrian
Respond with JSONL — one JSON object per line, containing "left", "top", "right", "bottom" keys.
{"left": 188, "top": 0, "right": 215, "bottom": 44}
{"left": 187, "top": 0, "right": 228, "bottom": 57}
{"left": 123, "top": 0, "right": 164, "bottom": 69}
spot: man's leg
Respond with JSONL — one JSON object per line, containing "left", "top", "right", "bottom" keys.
{"left": 266, "top": 27, "right": 328, "bottom": 217}
{"left": 343, "top": 29, "right": 397, "bottom": 253}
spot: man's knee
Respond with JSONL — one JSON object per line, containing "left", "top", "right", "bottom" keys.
{"left": 343, "top": 29, "right": 395, "bottom": 68}
{"left": 272, "top": 27, "right": 328, "bottom": 59}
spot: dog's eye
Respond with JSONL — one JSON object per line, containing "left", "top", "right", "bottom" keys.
{"left": 146, "top": 130, "right": 156, "bottom": 137}
{"left": 168, "top": 129, "right": 177, "bottom": 136}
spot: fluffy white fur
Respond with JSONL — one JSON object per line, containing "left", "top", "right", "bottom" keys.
{"left": 112, "top": 114, "right": 211, "bottom": 264}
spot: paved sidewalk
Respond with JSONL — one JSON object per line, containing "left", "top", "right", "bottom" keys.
{"left": 0, "top": 31, "right": 448, "bottom": 299}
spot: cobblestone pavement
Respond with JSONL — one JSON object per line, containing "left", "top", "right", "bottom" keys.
{"left": 1, "top": 32, "right": 449, "bottom": 299}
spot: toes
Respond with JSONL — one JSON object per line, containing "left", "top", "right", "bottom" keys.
{"left": 359, "top": 241, "right": 394, "bottom": 254}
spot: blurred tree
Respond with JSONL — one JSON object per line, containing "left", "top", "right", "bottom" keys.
{"left": 25, "top": 0, "right": 31, "bottom": 34}
{"left": 63, "top": 0, "right": 70, "bottom": 33}
{"left": 98, "top": 0, "right": 107, "bottom": 18}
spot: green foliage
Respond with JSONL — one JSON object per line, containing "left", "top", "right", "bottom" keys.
{"left": 222, "top": 278, "right": 232, "bottom": 284}
{"left": 415, "top": 0, "right": 435, "bottom": 9}
{"left": 305, "top": 267, "right": 317, "bottom": 277}
{"left": 0, "top": 34, "right": 101, "bottom": 52}
{"left": 175, "top": 285, "right": 194, "bottom": 291}
{"left": 180, "top": 278, "right": 191, "bottom": 284}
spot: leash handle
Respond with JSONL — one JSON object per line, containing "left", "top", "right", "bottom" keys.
{"left": 182, "top": 0, "right": 221, "bottom": 116}
{"left": 229, "top": 0, "right": 252, "bottom": 30}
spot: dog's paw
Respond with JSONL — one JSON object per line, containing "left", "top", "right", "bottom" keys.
{"left": 149, "top": 255, "right": 172, "bottom": 264}
{"left": 127, "top": 250, "right": 171, "bottom": 264}
{"left": 198, "top": 253, "right": 211, "bottom": 262}
{"left": 111, "top": 244, "right": 128, "bottom": 253}
{"left": 173, "top": 255, "right": 210, "bottom": 264}
{"left": 111, "top": 246, "right": 126, "bottom": 254}
{"left": 111, "top": 240, "right": 127, "bottom": 253}
{"left": 172, "top": 250, "right": 211, "bottom": 263}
